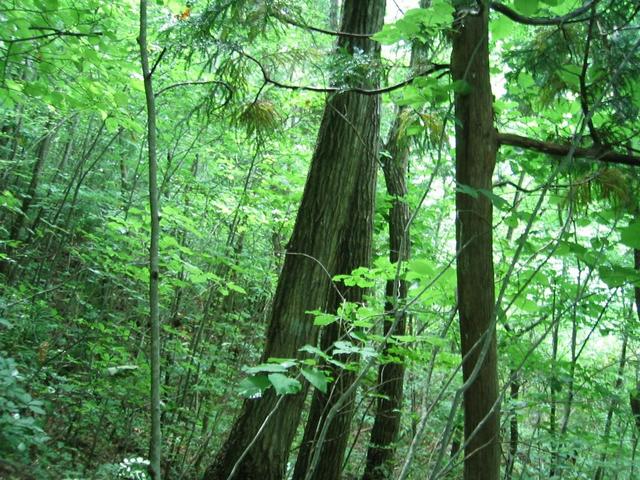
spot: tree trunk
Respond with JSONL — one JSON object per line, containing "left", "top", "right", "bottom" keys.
{"left": 503, "top": 171, "right": 524, "bottom": 480}
{"left": 362, "top": 109, "right": 410, "bottom": 480}
{"left": 594, "top": 330, "right": 628, "bottom": 480}
{"left": 549, "top": 300, "right": 559, "bottom": 478}
{"left": 203, "top": 1, "right": 384, "bottom": 479}
{"left": 630, "top": 249, "right": 640, "bottom": 439}
{"left": 1, "top": 121, "right": 54, "bottom": 279}
{"left": 451, "top": 2, "right": 500, "bottom": 479}
{"left": 329, "top": 0, "right": 340, "bottom": 31}
{"left": 138, "top": 0, "right": 162, "bottom": 477}
{"left": 9, "top": 123, "right": 53, "bottom": 241}
{"left": 291, "top": 117, "right": 381, "bottom": 479}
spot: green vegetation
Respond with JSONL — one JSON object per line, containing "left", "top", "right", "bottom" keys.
{"left": 1, "top": 1, "right": 640, "bottom": 479}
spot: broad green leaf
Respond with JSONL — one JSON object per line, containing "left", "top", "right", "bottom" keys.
{"left": 620, "top": 221, "right": 640, "bottom": 249}
{"left": 514, "top": 0, "right": 539, "bottom": 16}
{"left": 239, "top": 375, "right": 270, "bottom": 397}
{"left": 227, "top": 282, "right": 246, "bottom": 294}
{"left": 557, "top": 64, "right": 582, "bottom": 89}
{"left": 307, "top": 309, "right": 338, "bottom": 326}
{"left": 452, "top": 80, "right": 471, "bottom": 95}
{"left": 456, "top": 183, "right": 479, "bottom": 198}
{"left": 28, "top": 401, "right": 46, "bottom": 415}
{"left": 301, "top": 367, "right": 328, "bottom": 394}
{"left": 299, "top": 344, "right": 330, "bottom": 360}
{"left": 372, "top": 25, "right": 402, "bottom": 45}
{"left": 268, "top": 373, "right": 302, "bottom": 395}
{"left": 504, "top": 213, "right": 519, "bottom": 228}
{"left": 513, "top": 296, "right": 539, "bottom": 313}
{"left": 599, "top": 265, "right": 640, "bottom": 288}
{"left": 478, "top": 189, "right": 509, "bottom": 211}
{"left": 244, "top": 363, "right": 289, "bottom": 374}
{"left": 408, "top": 259, "right": 434, "bottom": 277}
{"left": 491, "top": 15, "right": 513, "bottom": 41}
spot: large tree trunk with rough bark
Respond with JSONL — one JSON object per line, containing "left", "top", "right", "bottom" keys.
{"left": 203, "top": 1, "right": 384, "bottom": 479}
{"left": 361, "top": 109, "right": 410, "bottom": 480}
{"left": 451, "top": 2, "right": 500, "bottom": 480}
{"left": 291, "top": 2, "right": 385, "bottom": 479}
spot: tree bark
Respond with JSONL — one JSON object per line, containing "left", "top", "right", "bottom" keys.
{"left": 362, "top": 109, "right": 410, "bottom": 480}
{"left": 203, "top": 1, "right": 384, "bottom": 479}
{"left": 451, "top": 2, "right": 500, "bottom": 479}
{"left": 138, "top": 0, "right": 162, "bottom": 477}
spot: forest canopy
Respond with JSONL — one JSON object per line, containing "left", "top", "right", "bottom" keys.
{"left": 1, "top": 0, "right": 640, "bottom": 479}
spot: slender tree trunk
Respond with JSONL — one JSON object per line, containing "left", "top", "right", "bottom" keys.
{"left": 0, "top": 103, "right": 24, "bottom": 191}
{"left": 503, "top": 171, "right": 524, "bottom": 480}
{"left": 203, "top": 2, "right": 384, "bottom": 479}
{"left": 0, "top": 121, "right": 54, "bottom": 279}
{"left": 28, "top": 118, "right": 78, "bottom": 240}
{"left": 8, "top": 122, "right": 53, "bottom": 241}
{"left": 451, "top": 3, "right": 500, "bottom": 479}
{"left": 549, "top": 287, "right": 559, "bottom": 477}
{"left": 594, "top": 330, "right": 628, "bottom": 480}
{"left": 362, "top": 109, "right": 410, "bottom": 480}
{"left": 138, "top": 1, "right": 162, "bottom": 478}
{"left": 329, "top": 0, "right": 340, "bottom": 31}
{"left": 552, "top": 282, "right": 580, "bottom": 476}
{"left": 630, "top": 249, "right": 640, "bottom": 450}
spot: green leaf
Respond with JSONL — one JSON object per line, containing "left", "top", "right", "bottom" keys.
{"left": 557, "top": 64, "right": 582, "bottom": 90}
{"left": 307, "top": 309, "right": 338, "bottom": 326}
{"left": 372, "top": 25, "right": 402, "bottom": 45}
{"left": 504, "top": 213, "right": 519, "bottom": 228}
{"left": 478, "top": 189, "right": 510, "bottom": 211}
{"left": 268, "top": 373, "right": 302, "bottom": 395}
{"left": 456, "top": 183, "right": 479, "bottom": 198}
{"left": 599, "top": 265, "right": 640, "bottom": 288}
{"left": 301, "top": 367, "right": 328, "bottom": 394}
{"left": 491, "top": 15, "right": 512, "bottom": 41}
{"left": 227, "top": 281, "right": 246, "bottom": 294}
{"left": 408, "top": 259, "right": 434, "bottom": 277}
{"left": 113, "top": 91, "right": 128, "bottom": 108}
{"left": 244, "top": 363, "right": 289, "bottom": 374}
{"left": 514, "top": 0, "right": 539, "bottom": 16}
{"left": 239, "top": 375, "right": 270, "bottom": 397}
{"left": 392, "top": 335, "right": 416, "bottom": 343}
{"left": 620, "top": 221, "right": 640, "bottom": 249}
{"left": 299, "top": 344, "right": 330, "bottom": 360}
{"left": 28, "top": 401, "right": 45, "bottom": 415}
{"left": 452, "top": 80, "right": 471, "bottom": 95}
{"left": 513, "top": 295, "right": 539, "bottom": 313}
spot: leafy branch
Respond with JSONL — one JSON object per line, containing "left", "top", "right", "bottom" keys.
{"left": 239, "top": 50, "right": 449, "bottom": 96}
{"left": 490, "top": 0, "right": 595, "bottom": 26}
{"left": 1, "top": 27, "right": 103, "bottom": 44}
